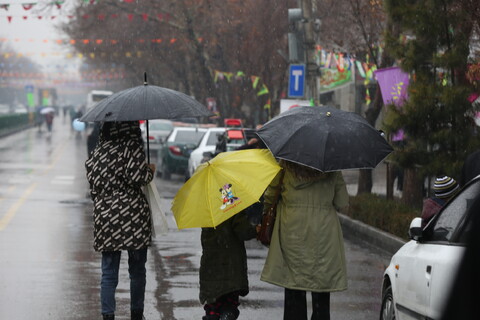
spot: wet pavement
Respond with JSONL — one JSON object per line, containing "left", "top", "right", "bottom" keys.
{"left": 0, "top": 118, "right": 391, "bottom": 319}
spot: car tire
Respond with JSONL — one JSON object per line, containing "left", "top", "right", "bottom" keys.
{"left": 380, "top": 284, "right": 396, "bottom": 320}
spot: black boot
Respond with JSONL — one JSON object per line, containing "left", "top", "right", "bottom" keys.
{"left": 131, "top": 309, "right": 144, "bottom": 320}
{"left": 219, "top": 305, "right": 239, "bottom": 320}
{"left": 102, "top": 314, "right": 114, "bottom": 320}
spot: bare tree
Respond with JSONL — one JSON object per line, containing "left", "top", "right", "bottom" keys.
{"left": 60, "top": 0, "right": 294, "bottom": 125}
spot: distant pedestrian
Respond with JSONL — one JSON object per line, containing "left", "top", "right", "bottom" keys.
{"left": 85, "top": 121, "right": 155, "bottom": 320}
{"left": 421, "top": 176, "right": 460, "bottom": 228}
{"left": 260, "top": 160, "right": 349, "bottom": 320}
{"left": 35, "top": 106, "right": 44, "bottom": 132}
{"left": 45, "top": 111, "right": 54, "bottom": 133}
{"left": 460, "top": 149, "right": 480, "bottom": 186}
{"left": 69, "top": 106, "right": 77, "bottom": 130}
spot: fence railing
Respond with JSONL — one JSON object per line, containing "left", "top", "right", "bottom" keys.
{"left": 0, "top": 113, "right": 33, "bottom": 137}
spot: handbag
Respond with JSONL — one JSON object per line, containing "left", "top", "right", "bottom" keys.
{"left": 144, "top": 181, "right": 169, "bottom": 237}
{"left": 257, "top": 171, "right": 284, "bottom": 246}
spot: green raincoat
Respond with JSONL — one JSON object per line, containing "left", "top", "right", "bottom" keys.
{"left": 260, "top": 169, "right": 349, "bottom": 292}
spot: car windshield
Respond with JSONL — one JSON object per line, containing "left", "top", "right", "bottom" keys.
{"left": 429, "top": 178, "right": 480, "bottom": 242}
{"left": 174, "top": 130, "right": 205, "bottom": 144}
{"left": 150, "top": 123, "right": 173, "bottom": 131}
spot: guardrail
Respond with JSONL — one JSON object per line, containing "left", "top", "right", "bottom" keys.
{"left": 0, "top": 113, "right": 33, "bottom": 137}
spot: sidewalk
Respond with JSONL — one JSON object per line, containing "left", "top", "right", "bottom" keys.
{"left": 342, "top": 162, "right": 403, "bottom": 198}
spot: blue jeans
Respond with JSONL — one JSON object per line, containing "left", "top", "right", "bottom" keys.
{"left": 101, "top": 247, "right": 147, "bottom": 315}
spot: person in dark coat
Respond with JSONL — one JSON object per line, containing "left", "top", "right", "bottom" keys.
{"left": 85, "top": 121, "right": 155, "bottom": 320}
{"left": 421, "top": 176, "right": 460, "bottom": 228}
{"left": 44, "top": 111, "right": 54, "bottom": 133}
{"left": 199, "top": 209, "right": 257, "bottom": 320}
{"left": 460, "top": 149, "right": 480, "bottom": 186}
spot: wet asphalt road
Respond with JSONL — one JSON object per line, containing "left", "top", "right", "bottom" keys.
{"left": 0, "top": 118, "right": 391, "bottom": 319}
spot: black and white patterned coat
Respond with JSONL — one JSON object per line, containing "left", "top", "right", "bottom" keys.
{"left": 85, "top": 122, "right": 153, "bottom": 252}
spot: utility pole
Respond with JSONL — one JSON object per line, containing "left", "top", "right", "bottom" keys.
{"left": 299, "top": 0, "right": 320, "bottom": 105}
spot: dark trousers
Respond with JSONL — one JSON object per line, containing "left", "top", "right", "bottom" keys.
{"left": 284, "top": 288, "right": 330, "bottom": 320}
{"left": 101, "top": 248, "right": 147, "bottom": 315}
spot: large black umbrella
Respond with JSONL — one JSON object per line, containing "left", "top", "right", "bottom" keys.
{"left": 79, "top": 73, "right": 213, "bottom": 162}
{"left": 256, "top": 105, "right": 393, "bottom": 172}
{"left": 79, "top": 75, "right": 212, "bottom": 122}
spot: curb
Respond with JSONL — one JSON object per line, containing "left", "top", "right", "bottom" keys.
{"left": 338, "top": 213, "right": 406, "bottom": 256}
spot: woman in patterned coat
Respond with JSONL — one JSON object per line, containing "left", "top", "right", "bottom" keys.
{"left": 85, "top": 121, "right": 155, "bottom": 320}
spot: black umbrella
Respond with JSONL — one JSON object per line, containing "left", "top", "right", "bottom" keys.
{"left": 79, "top": 74, "right": 212, "bottom": 122}
{"left": 79, "top": 73, "right": 213, "bottom": 162}
{"left": 256, "top": 105, "right": 393, "bottom": 172}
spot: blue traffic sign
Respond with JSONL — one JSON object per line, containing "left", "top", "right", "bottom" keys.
{"left": 288, "top": 64, "right": 305, "bottom": 98}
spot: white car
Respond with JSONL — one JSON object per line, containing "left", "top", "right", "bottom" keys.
{"left": 380, "top": 175, "right": 480, "bottom": 320}
{"left": 186, "top": 127, "right": 226, "bottom": 180}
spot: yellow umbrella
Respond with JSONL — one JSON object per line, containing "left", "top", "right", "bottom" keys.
{"left": 171, "top": 148, "right": 281, "bottom": 229}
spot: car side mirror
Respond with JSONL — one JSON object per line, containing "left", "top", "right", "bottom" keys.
{"left": 408, "top": 217, "right": 423, "bottom": 241}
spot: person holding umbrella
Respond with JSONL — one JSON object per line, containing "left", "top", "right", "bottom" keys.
{"left": 255, "top": 105, "right": 391, "bottom": 320}
{"left": 171, "top": 149, "right": 281, "bottom": 320}
{"left": 260, "top": 160, "right": 349, "bottom": 320}
{"left": 199, "top": 207, "right": 258, "bottom": 320}
{"left": 85, "top": 121, "right": 155, "bottom": 320}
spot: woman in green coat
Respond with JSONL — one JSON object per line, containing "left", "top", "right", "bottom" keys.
{"left": 260, "top": 160, "right": 349, "bottom": 320}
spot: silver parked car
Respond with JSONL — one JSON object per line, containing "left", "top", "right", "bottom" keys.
{"left": 140, "top": 119, "right": 174, "bottom": 148}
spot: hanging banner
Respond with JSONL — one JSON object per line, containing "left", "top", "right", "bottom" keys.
{"left": 319, "top": 68, "right": 352, "bottom": 93}
{"left": 374, "top": 66, "right": 410, "bottom": 107}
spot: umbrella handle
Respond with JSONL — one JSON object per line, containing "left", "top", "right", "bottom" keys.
{"left": 146, "top": 119, "right": 150, "bottom": 164}
{"left": 144, "top": 71, "right": 150, "bottom": 164}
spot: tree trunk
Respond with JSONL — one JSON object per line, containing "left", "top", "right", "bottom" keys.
{"left": 357, "top": 169, "right": 373, "bottom": 194}
{"left": 401, "top": 167, "right": 424, "bottom": 209}
{"left": 357, "top": 83, "right": 383, "bottom": 194}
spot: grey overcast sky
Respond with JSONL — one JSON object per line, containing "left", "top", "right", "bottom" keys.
{"left": 0, "top": 0, "right": 74, "bottom": 68}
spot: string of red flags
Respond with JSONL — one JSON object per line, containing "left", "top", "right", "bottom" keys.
{"left": 0, "top": 12, "right": 172, "bottom": 22}
{"left": 0, "top": 36, "right": 200, "bottom": 45}
{"left": 0, "top": 0, "right": 145, "bottom": 11}
{"left": 1, "top": 49, "right": 186, "bottom": 59}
